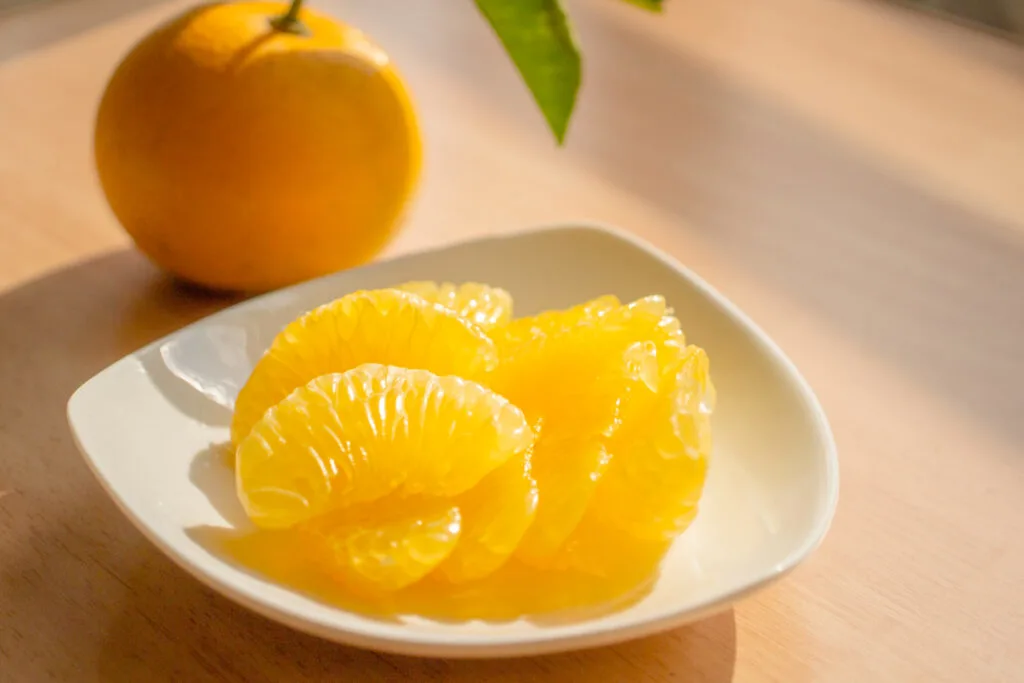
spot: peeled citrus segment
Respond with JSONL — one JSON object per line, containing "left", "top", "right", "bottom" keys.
{"left": 492, "top": 296, "right": 647, "bottom": 434}
{"left": 236, "top": 364, "right": 537, "bottom": 588}
{"left": 396, "top": 281, "right": 513, "bottom": 330}
{"left": 546, "top": 510, "right": 674, "bottom": 579}
{"left": 437, "top": 450, "right": 539, "bottom": 583}
{"left": 236, "top": 364, "right": 534, "bottom": 528}
{"left": 514, "top": 436, "right": 611, "bottom": 565}
{"left": 492, "top": 296, "right": 687, "bottom": 565}
{"left": 606, "top": 295, "right": 692, "bottom": 429}
{"left": 305, "top": 501, "right": 462, "bottom": 593}
{"left": 495, "top": 294, "right": 620, "bottom": 353}
{"left": 231, "top": 288, "right": 498, "bottom": 444}
{"left": 493, "top": 296, "right": 680, "bottom": 427}
{"left": 590, "top": 346, "right": 714, "bottom": 540}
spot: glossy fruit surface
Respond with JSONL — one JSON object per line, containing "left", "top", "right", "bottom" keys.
{"left": 95, "top": 2, "right": 421, "bottom": 291}
{"left": 235, "top": 364, "right": 536, "bottom": 589}
{"left": 588, "top": 345, "right": 715, "bottom": 542}
{"left": 228, "top": 283, "right": 714, "bottom": 600}
{"left": 231, "top": 289, "right": 497, "bottom": 444}
{"left": 397, "top": 281, "right": 513, "bottom": 330}
{"left": 304, "top": 502, "right": 463, "bottom": 593}
{"left": 485, "top": 297, "right": 653, "bottom": 562}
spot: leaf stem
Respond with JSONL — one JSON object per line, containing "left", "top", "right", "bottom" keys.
{"left": 271, "top": 0, "right": 309, "bottom": 35}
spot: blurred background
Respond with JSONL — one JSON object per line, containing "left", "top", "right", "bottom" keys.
{"left": 6, "top": 0, "right": 1024, "bottom": 35}
{"left": 1, "top": 0, "right": 1022, "bottom": 680}
{"left": 898, "top": 0, "right": 1024, "bottom": 36}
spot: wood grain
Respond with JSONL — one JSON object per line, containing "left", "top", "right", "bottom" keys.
{"left": 1, "top": 0, "right": 1023, "bottom": 680}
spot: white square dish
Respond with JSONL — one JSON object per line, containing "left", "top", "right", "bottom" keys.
{"left": 67, "top": 224, "right": 838, "bottom": 658}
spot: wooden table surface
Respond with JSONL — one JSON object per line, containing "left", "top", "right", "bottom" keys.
{"left": 2, "top": 0, "right": 1023, "bottom": 680}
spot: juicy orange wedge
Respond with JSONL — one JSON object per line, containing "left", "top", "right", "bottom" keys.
{"left": 235, "top": 364, "right": 537, "bottom": 589}
{"left": 396, "top": 281, "right": 513, "bottom": 330}
{"left": 231, "top": 288, "right": 498, "bottom": 444}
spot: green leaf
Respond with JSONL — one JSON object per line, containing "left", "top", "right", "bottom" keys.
{"left": 621, "top": 0, "right": 664, "bottom": 11}
{"left": 474, "top": 0, "right": 582, "bottom": 144}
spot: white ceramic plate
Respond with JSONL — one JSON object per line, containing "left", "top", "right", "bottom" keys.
{"left": 68, "top": 224, "right": 838, "bottom": 658}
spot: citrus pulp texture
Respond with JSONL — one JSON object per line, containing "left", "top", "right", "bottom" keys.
{"left": 396, "top": 281, "right": 513, "bottom": 330}
{"left": 490, "top": 295, "right": 714, "bottom": 571}
{"left": 235, "top": 364, "right": 537, "bottom": 590}
{"left": 230, "top": 288, "right": 498, "bottom": 445}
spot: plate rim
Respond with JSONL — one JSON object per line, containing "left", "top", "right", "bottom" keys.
{"left": 67, "top": 221, "right": 840, "bottom": 658}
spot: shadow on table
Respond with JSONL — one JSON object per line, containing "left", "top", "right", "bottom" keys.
{"left": 9, "top": 1, "right": 1021, "bottom": 446}
{"left": 565, "top": 10, "right": 1024, "bottom": 445}
{"left": 98, "top": 552, "right": 738, "bottom": 682}
{"left": 0, "top": 250, "right": 737, "bottom": 681}
{"left": 367, "top": 0, "right": 1024, "bottom": 446}
{"left": 0, "top": 250, "right": 236, "bottom": 679}
{"left": 433, "top": 614, "right": 736, "bottom": 682}
{"left": 98, "top": 553, "right": 737, "bottom": 681}
{"left": 565, "top": 7, "right": 1024, "bottom": 447}
{"left": 3, "top": 489, "right": 737, "bottom": 682}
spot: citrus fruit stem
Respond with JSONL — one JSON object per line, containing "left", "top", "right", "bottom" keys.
{"left": 271, "top": 0, "right": 309, "bottom": 35}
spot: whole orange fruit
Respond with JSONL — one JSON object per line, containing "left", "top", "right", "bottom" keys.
{"left": 95, "top": 2, "right": 422, "bottom": 291}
